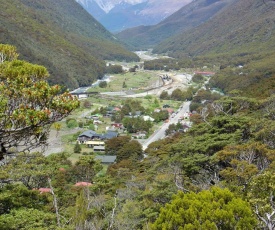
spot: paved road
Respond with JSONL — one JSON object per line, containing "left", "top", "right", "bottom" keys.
{"left": 142, "top": 101, "right": 191, "bottom": 150}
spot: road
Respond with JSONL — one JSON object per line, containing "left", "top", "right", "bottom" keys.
{"left": 142, "top": 101, "right": 191, "bottom": 150}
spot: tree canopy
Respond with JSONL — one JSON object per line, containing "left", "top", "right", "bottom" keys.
{"left": 0, "top": 44, "right": 79, "bottom": 158}
{"left": 152, "top": 187, "right": 257, "bottom": 230}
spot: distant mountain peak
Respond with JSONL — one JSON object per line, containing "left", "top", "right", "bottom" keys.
{"left": 75, "top": 0, "right": 191, "bottom": 32}
{"left": 76, "top": 0, "right": 146, "bottom": 13}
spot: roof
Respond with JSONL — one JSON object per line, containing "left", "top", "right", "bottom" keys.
{"left": 103, "top": 131, "right": 118, "bottom": 139}
{"left": 95, "top": 155, "right": 117, "bottom": 164}
{"left": 93, "top": 146, "right": 105, "bottom": 151}
{"left": 165, "top": 108, "right": 174, "bottom": 113}
{"left": 79, "top": 130, "right": 97, "bottom": 138}
{"left": 79, "top": 130, "right": 118, "bottom": 140}
{"left": 111, "top": 123, "right": 123, "bottom": 127}
{"left": 143, "top": 115, "right": 154, "bottom": 121}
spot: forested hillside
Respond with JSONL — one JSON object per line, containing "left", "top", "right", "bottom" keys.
{"left": 153, "top": 0, "right": 275, "bottom": 57}
{"left": 0, "top": 0, "right": 138, "bottom": 89}
{"left": 116, "top": 0, "right": 236, "bottom": 50}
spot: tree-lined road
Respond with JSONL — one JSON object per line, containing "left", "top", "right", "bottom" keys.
{"left": 142, "top": 101, "right": 191, "bottom": 150}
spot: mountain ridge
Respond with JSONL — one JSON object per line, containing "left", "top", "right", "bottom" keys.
{"left": 0, "top": 0, "right": 138, "bottom": 89}
{"left": 116, "top": 0, "right": 236, "bottom": 49}
{"left": 153, "top": 0, "right": 275, "bottom": 57}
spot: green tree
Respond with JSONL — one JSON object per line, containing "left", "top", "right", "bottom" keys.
{"left": 117, "top": 140, "right": 143, "bottom": 162}
{"left": 71, "top": 156, "right": 103, "bottom": 182}
{"left": 99, "top": 81, "right": 107, "bottom": 88}
{"left": 106, "top": 64, "right": 123, "bottom": 74}
{"left": 82, "top": 100, "right": 92, "bottom": 109}
{"left": 248, "top": 171, "right": 275, "bottom": 230}
{"left": 152, "top": 110, "right": 169, "bottom": 122}
{"left": 192, "top": 74, "right": 205, "bottom": 83}
{"left": 171, "top": 88, "right": 184, "bottom": 101}
{"left": 105, "top": 136, "right": 131, "bottom": 155}
{"left": 152, "top": 187, "right": 257, "bottom": 230}
{"left": 74, "top": 142, "right": 82, "bottom": 153}
{"left": 0, "top": 44, "right": 79, "bottom": 159}
{"left": 215, "top": 142, "right": 275, "bottom": 187}
{"left": 67, "top": 119, "right": 78, "bottom": 128}
{"left": 0, "top": 184, "right": 50, "bottom": 215}
{"left": 0, "top": 152, "right": 51, "bottom": 189}
{"left": 0, "top": 152, "right": 72, "bottom": 189}
{"left": 160, "top": 91, "right": 169, "bottom": 100}
{"left": 0, "top": 208, "right": 56, "bottom": 230}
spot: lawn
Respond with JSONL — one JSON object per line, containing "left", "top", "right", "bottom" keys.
{"left": 88, "top": 71, "right": 160, "bottom": 93}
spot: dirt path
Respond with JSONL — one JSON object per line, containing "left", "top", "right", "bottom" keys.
{"left": 35, "top": 127, "right": 83, "bottom": 156}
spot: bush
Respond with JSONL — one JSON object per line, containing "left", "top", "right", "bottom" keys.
{"left": 74, "top": 142, "right": 82, "bottom": 153}
{"left": 192, "top": 74, "right": 204, "bottom": 83}
{"left": 83, "top": 100, "right": 92, "bottom": 108}
{"left": 106, "top": 64, "right": 123, "bottom": 74}
{"left": 160, "top": 91, "right": 169, "bottom": 100}
{"left": 67, "top": 119, "right": 78, "bottom": 128}
{"left": 99, "top": 81, "right": 107, "bottom": 88}
{"left": 78, "top": 121, "right": 84, "bottom": 128}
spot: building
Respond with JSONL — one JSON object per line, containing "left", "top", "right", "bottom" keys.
{"left": 93, "top": 146, "right": 105, "bottom": 152}
{"left": 95, "top": 155, "right": 117, "bottom": 164}
{"left": 78, "top": 130, "right": 118, "bottom": 144}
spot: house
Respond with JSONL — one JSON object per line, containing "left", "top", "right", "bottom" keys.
{"left": 77, "top": 130, "right": 102, "bottom": 144}
{"left": 132, "top": 133, "right": 147, "bottom": 139}
{"left": 93, "top": 146, "right": 105, "bottom": 152}
{"left": 78, "top": 130, "right": 118, "bottom": 144}
{"left": 113, "top": 107, "right": 121, "bottom": 112}
{"left": 106, "top": 106, "right": 119, "bottom": 116}
{"left": 95, "top": 155, "right": 117, "bottom": 164}
{"left": 93, "top": 120, "right": 103, "bottom": 125}
{"left": 111, "top": 123, "right": 124, "bottom": 129}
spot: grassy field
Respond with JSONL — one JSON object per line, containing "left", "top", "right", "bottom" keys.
{"left": 88, "top": 71, "right": 161, "bottom": 93}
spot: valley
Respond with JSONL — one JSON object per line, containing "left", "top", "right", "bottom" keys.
{"left": 44, "top": 51, "right": 194, "bottom": 156}
{"left": 1, "top": 0, "right": 275, "bottom": 229}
